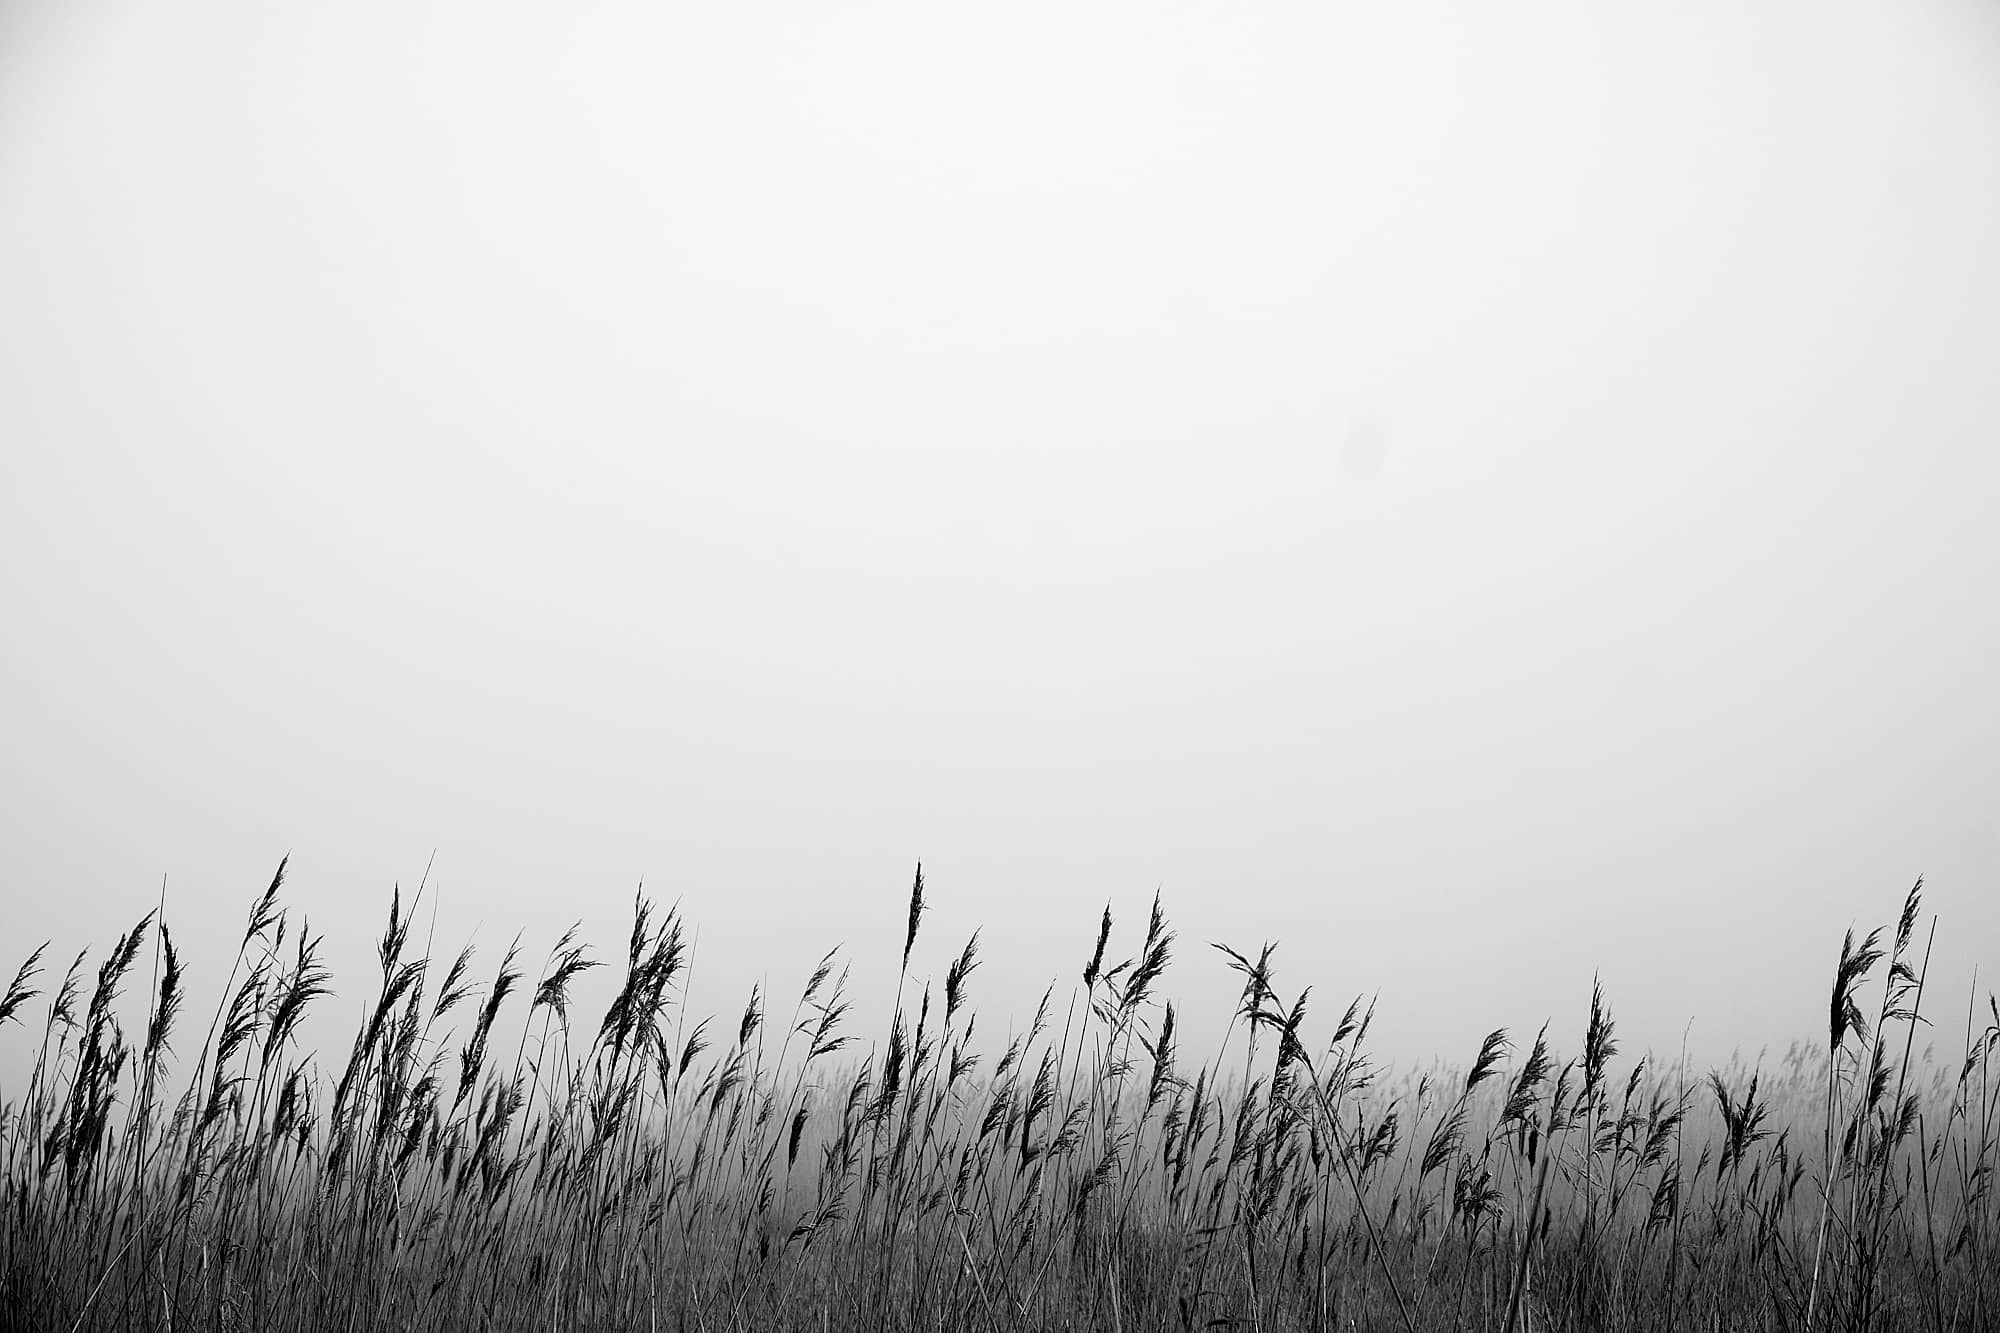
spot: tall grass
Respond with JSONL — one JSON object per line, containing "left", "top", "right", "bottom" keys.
{"left": 2, "top": 864, "right": 1994, "bottom": 1331}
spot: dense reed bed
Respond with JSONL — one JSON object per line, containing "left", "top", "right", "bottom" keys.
{"left": 2, "top": 864, "right": 1994, "bottom": 1331}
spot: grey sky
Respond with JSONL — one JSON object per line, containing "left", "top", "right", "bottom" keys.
{"left": 3, "top": 0, "right": 1997, "bottom": 1073}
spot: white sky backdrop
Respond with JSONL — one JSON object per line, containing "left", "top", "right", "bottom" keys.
{"left": 3, "top": 0, "right": 1997, "bottom": 1075}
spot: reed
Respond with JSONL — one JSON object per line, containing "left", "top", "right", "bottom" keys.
{"left": 1, "top": 867, "right": 1992, "bottom": 1332}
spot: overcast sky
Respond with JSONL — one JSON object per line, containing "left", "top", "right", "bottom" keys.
{"left": 3, "top": 0, "right": 1997, "bottom": 1076}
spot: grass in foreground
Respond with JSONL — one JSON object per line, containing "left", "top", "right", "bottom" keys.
{"left": 2, "top": 865, "right": 1996, "bottom": 1332}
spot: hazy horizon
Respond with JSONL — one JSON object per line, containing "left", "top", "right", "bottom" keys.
{"left": 4, "top": 0, "right": 1998, "bottom": 1079}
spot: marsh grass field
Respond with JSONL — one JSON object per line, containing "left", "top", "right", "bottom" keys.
{"left": 2, "top": 864, "right": 1995, "bottom": 1332}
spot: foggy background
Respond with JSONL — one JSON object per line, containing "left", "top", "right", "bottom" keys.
{"left": 3, "top": 0, "right": 1997, "bottom": 1078}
